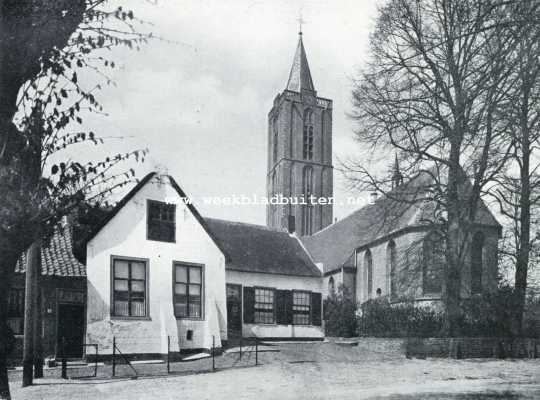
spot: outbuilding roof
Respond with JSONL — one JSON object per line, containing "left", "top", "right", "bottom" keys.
{"left": 16, "top": 225, "right": 86, "bottom": 278}
{"left": 205, "top": 218, "right": 321, "bottom": 278}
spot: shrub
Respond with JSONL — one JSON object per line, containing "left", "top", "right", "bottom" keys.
{"left": 324, "top": 285, "right": 357, "bottom": 337}
{"left": 459, "top": 286, "right": 514, "bottom": 337}
{"left": 359, "top": 298, "right": 443, "bottom": 338}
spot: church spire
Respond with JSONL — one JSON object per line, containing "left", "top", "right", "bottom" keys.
{"left": 391, "top": 153, "right": 404, "bottom": 189}
{"left": 286, "top": 33, "right": 315, "bottom": 93}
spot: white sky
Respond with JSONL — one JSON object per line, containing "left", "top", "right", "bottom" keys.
{"left": 78, "top": 0, "right": 381, "bottom": 224}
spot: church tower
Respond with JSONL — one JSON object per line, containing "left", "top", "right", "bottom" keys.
{"left": 266, "top": 32, "right": 333, "bottom": 236}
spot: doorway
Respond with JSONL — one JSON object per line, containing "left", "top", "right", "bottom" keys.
{"left": 226, "top": 284, "right": 242, "bottom": 338}
{"left": 57, "top": 304, "right": 85, "bottom": 358}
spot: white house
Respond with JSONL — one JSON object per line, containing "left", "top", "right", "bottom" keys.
{"left": 84, "top": 173, "right": 228, "bottom": 358}
{"left": 206, "top": 218, "right": 324, "bottom": 341}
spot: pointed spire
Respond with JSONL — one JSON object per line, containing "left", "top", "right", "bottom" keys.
{"left": 286, "top": 33, "right": 315, "bottom": 93}
{"left": 392, "top": 153, "right": 404, "bottom": 189}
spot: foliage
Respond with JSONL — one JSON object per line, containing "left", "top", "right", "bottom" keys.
{"left": 459, "top": 286, "right": 540, "bottom": 338}
{"left": 359, "top": 298, "right": 443, "bottom": 338}
{"left": 323, "top": 285, "right": 358, "bottom": 338}
{"left": 0, "top": 1, "right": 154, "bottom": 397}
{"left": 359, "top": 287, "right": 540, "bottom": 338}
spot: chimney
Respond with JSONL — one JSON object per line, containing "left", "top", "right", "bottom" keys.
{"left": 287, "top": 215, "right": 296, "bottom": 234}
{"left": 369, "top": 192, "right": 378, "bottom": 204}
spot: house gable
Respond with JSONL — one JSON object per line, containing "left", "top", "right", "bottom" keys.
{"left": 85, "top": 172, "right": 228, "bottom": 261}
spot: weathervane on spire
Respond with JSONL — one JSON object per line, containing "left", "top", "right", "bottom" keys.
{"left": 297, "top": 10, "right": 305, "bottom": 36}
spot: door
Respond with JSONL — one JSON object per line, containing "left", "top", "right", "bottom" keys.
{"left": 226, "top": 284, "right": 242, "bottom": 337}
{"left": 57, "top": 304, "right": 85, "bottom": 358}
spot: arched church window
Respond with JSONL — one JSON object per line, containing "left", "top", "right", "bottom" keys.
{"left": 271, "top": 170, "right": 277, "bottom": 226}
{"left": 423, "top": 231, "right": 444, "bottom": 295}
{"left": 273, "top": 118, "right": 279, "bottom": 163}
{"left": 328, "top": 276, "right": 335, "bottom": 295}
{"left": 471, "top": 231, "right": 484, "bottom": 295}
{"left": 303, "top": 109, "right": 314, "bottom": 160}
{"left": 387, "top": 240, "right": 397, "bottom": 300}
{"left": 365, "top": 249, "right": 373, "bottom": 299}
{"left": 301, "top": 166, "right": 314, "bottom": 235}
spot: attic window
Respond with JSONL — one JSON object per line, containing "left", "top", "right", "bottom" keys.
{"left": 147, "top": 200, "right": 176, "bottom": 242}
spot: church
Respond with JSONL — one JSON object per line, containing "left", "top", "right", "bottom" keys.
{"left": 265, "top": 32, "right": 500, "bottom": 306}
{"left": 8, "top": 32, "right": 501, "bottom": 362}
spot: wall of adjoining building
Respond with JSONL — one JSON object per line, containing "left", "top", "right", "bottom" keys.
{"left": 7, "top": 275, "right": 86, "bottom": 365}
{"left": 226, "top": 269, "right": 324, "bottom": 339}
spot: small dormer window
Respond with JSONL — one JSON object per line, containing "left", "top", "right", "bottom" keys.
{"left": 147, "top": 200, "right": 176, "bottom": 242}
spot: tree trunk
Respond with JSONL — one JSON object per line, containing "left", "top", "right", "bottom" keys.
{"left": 443, "top": 140, "right": 464, "bottom": 337}
{"left": 0, "top": 250, "right": 19, "bottom": 400}
{"left": 22, "top": 239, "right": 40, "bottom": 387}
{"left": 512, "top": 102, "right": 531, "bottom": 337}
{"left": 33, "top": 283, "right": 43, "bottom": 379}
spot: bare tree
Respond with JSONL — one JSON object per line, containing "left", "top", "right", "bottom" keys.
{"left": 488, "top": 0, "right": 540, "bottom": 336}
{"left": 348, "top": 0, "right": 518, "bottom": 335}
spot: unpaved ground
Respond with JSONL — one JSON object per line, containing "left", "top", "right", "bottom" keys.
{"left": 9, "top": 339, "right": 540, "bottom": 399}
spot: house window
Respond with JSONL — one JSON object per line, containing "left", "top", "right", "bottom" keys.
{"left": 365, "top": 249, "right": 373, "bottom": 299}
{"left": 302, "top": 109, "right": 314, "bottom": 160}
{"left": 423, "top": 231, "right": 444, "bottom": 295}
{"left": 147, "top": 200, "right": 176, "bottom": 242}
{"left": 254, "top": 288, "right": 275, "bottom": 324}
{"left": 471, "top": 232, "right": 484, "bottom": 294}
{"left": 174, "top": 263, "right": 203, "bottom": 318}
{"left": 293, "top": 291, "right": 311, "bottom": 325}
{"left": 112, "top": 258, "right": 147, "bottom": 317}
{"left": 7, "top": 288, "right": 24, "bottom": 335}
{"left": 302, "top": 166, "right": 314, "bottom": 235}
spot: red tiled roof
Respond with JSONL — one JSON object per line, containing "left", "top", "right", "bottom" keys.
{"left": 16, "top": 225, "right": 86, "bottom": 277}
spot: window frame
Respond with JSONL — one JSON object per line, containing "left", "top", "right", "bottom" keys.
{"left": 387, "top": 240, "right": 397, "bottom": 300}
{"left": 302, "top": 166, "right": 314, "bottom": 235}
{"left": 172, "top": 261, "right": 205, "bottom": 320}
{"left": 146, "top": 199, "right": 176, "bottom": 243}
{"left": 110, "top": 255, "right": 150, "bottom": 320}
{"left": 365, "top": 249, "right": 373, "bottom": 299}
{"left": 470, "top": 232, "right": 484, "bottom": 295}
{"left": 253, "top": 286, "right": 276, "bottom": 325}
{"left": 302, "top": 109, "right": 314, "bottom": 160}
{"left": 292, "top": 290, "right": 311, "bottom": 325}
{"left": 328, "top": 276, "right": 335, "bottom": 295}
{"left": 7, "top": 287, "right": 25, "bottom": 335}
{"left": 273, "top": 117, "right": 279, "bottom": 163}
{"left": 422, "top": 232, "right": 444, "bottom": 296}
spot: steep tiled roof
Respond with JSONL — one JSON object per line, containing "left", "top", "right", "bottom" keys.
{"left": 205, "top": 218, "right": 321, "bottom": 278}
{"left": 302, "top": 170, "right": 501, "bottom": 274}
{"left": 286, "top": 34, "right": 315, "bottom": 93}
{"left": 16, "top": 225, "right": 86, "bottom": 277}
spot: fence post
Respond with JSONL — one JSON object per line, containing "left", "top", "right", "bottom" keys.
{"left": 212, "top": 335, "right": 216, "bottom": 371}
{"left": 167, "top": 336, "right": 170, "bottom": 374}
{"left": 112, "top": 336, "right": 116, "bottom": 377}
{"left": 61, "top": 337, "right": 67, "bottom": 379}
{"left": 255, "top": 337, "right": 258, "bottom": 366}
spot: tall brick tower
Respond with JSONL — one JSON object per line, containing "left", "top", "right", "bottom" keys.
{"left": 266, "top": 32, "right": 333, "bottom": 236}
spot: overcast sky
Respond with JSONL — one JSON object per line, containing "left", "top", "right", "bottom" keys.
{"left": 80, "top": 0, "right": 381, "bottom": 224}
